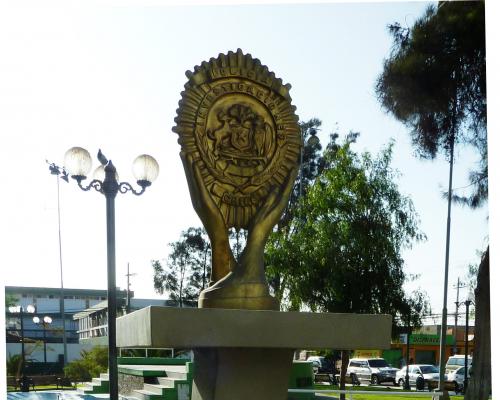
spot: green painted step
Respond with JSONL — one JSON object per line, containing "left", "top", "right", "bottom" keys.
{"left": 79, "top": 375, "right": 109, "bottom": 394}
{"left": 133, "top": 389, "right": 165, "bottom": 400}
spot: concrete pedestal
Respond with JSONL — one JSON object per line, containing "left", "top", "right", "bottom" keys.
{"left": 117, "top": 307, "right": 392, "bottom": 400}
{"left": 191, "top": 348, "right": 294, "bottom": 400}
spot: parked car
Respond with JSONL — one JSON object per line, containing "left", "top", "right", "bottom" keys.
{"left": 307, "top": 356, "right": 333, "bottom": 374}
{"left": 346, "top": 358, "right": 398, "bottom": 385}
{"left": 446, "top": 366, "right": 470, "bottom": 394}
{"left": 395, "top": 364, "right": 440, "bottom": 391}
{"left": 445, "top": 355, "right": 472, "bottom": 372}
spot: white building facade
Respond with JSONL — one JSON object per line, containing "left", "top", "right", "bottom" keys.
{"left": 5, "top": 286, "right": 129, "bottom": 367}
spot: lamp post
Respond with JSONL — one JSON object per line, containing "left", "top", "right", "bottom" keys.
{"left": 404, "top": 319, "right": 411, "bottom": 390}
{"left": 63, "top": 147, "right": 159, "bottom": 400}
{"left": 463, "top": 297, "right": 473, "bottom": 393}
{"left": 8, "top": 304, "right": 36, "bottom": 392}
{"left": 454, "top": 295, "right": 474, "bottom": 393}
{"left": 47, "top": 161, "right": 69, "bottom": 366}
{"left": 33, "top": 316, "right": 52, "bottom": 364}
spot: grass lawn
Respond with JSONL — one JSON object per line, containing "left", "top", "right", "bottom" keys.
{"left": 311, "top": 385, "right": 465, "bottom": 400}
{"left": 338, "top": 396, "right": 463, "bottom": 400}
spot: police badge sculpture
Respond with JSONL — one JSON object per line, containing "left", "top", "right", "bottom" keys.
{"left": 173, "top": 49, "right": 301, "bottom": 310}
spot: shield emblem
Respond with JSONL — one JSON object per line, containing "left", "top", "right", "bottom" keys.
{"left": 230, "top": 124, "right": 253, "bottom": 153}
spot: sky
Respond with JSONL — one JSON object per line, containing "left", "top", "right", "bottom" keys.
{"left": 0, "top": 0, "right": 496, "bottom": 328}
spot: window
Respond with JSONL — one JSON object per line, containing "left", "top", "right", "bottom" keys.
{"left": 420, "top": 366, "right": 439, "bottom": 374}
{"left": 368, "top": 359, "right": 389, "bottom": 368}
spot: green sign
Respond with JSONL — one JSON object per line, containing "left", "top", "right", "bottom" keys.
{"left": 410, "top": 334, "right": 455, "bottom": 346}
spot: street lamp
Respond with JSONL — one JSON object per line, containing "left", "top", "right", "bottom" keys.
{"left": 404, "top": 317, "right": 412, "bottom": 390}
{"left": 33, "top": 316, "right": 53, "bottom": 364}
{"left": 463, "top": 294, "right": 474, "bottom": 393}
{"left": 454, "top": 294, "right": 474, "bottom": 393}
{"left": 8, "top": 304, "right": 36, "bottom": 392}
{"left": 63, "top": 147, "right": 159, "bottom": 400}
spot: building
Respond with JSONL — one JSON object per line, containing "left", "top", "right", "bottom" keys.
{"left": 73, "top": 298, "right": 180, "bottom": 345}
{"left": 5, "top": 285, "right": 129, "bottom": 366}
{"left": 389, "top": 325, "right": 475, "bottom": 367}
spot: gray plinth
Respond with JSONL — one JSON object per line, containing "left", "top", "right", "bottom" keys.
{"left": 117, "top": 307, "right": 392, "bottom": 400}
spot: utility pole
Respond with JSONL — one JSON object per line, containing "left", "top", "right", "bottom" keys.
{"left": 453, "top": 277, "right": 466, "bottom": 354}
{"left": 125, "top": 263, "right": 137, "bottom": 314}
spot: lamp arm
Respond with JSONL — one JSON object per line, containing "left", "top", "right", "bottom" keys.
{"left": 119, "top": 182, "right": 146, "bottom": 196}
{"left": 77, "top": 179, "right": 103, "bottom": 193}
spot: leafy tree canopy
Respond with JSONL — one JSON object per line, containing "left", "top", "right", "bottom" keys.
{"left": 376, "top": 1, "right": 486, "bottom": 208}
{"left": 266, "top": 132, "right": 428, "bottom": 328}
{"left": 152, "top": 227, "right": 211, "bottom": 306}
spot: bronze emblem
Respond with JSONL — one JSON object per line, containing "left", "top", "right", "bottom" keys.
{"left": 174, "top": 49, "right": 300, "bottom": 230}
{"left": 173, "top": 49, "right": 300, "bottom": 310}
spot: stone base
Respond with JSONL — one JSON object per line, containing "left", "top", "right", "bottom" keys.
{"left": 191, "top": 348, "right": 294, "bottom": 400}
{"left": 198, "top": 280, "right": 280, "bottom": 311}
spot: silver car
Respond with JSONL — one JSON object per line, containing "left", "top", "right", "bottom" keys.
{"left": 396, "top": 364, "right": 440, "bottom": 390}
{"left": 446, "top": 366, "right": 470, "bottom": 394}
{"left": 346, "top": 358, "right": 398, "bottom": 385}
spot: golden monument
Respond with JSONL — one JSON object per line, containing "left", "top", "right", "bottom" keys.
{"left": 117, "top": 49, "right": 392, "bottom": 400}
{"left": 173, "top": 49, "right": 301, "bottom": 310}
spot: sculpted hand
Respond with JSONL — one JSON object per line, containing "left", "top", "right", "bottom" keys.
{"left": 239, "top": 166, "right": 299, "bottom": 281}
{"left": 180, "top": 152, "right": 235, "bottom": 282}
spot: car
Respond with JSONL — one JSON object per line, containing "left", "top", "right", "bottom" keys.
{"left": 395, "top": 364, "right": 440, "bottom": 391}
{"left": 446, "top": 366, "right": 470, "bottom": 394}
{"left": 307, "top": 356, "right": 333, "bottom": 374}
{"left": 346, "top": 358, "right": 398, "bottom": 385}
{"left": 445, "top": 355, "right": 472, "bottom": 372}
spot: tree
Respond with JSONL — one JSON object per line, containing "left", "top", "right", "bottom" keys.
{"left": 6, "top": 341, "right": 44, "bottom": 379}
{"left": 266, "top": 134, "right": 428, "bottom": 395}
{"left": 5, "top": 294, "right": 18, "bottom": 309}
{"left": 376, "top": 2, "right": 489, "bottom": 397}
{"left": 152, "top": 227, "right": 211, "bottom": 306}
{"left": 467, "top": 248, "right": 489, "bottom": 398}
{"left": 266, "top": 118, "right": 324, "bottom": 304}
{"left": 64, "top": 346, "right": 108, "bottom": 383}
{"left": 376, "top": 1, "right": 486, "bottom": 205}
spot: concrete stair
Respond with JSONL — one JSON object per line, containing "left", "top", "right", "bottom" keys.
{"left": 130, "top": 363, "right": 192, "bottom": 400}
{"left": 132, "top": 389, "right": 165, "bottom": 400}
{"left": 79, "top": 372, "right": 110, "bottom": 394}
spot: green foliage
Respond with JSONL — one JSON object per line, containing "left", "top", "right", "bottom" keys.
{"left": 6, "top": 353, "right": 22, "bottom": 377}
{"left": 152, "top": 227, "right": 211, "bottom": 306}
{"left": 376, "top": 1, "right": 486, "bottom": 208}
{"left": 266, "top": 133, "right": 428, "bottom": 327}
{"left": 64, "top": 360, "right": 92, "bottom": 383}
{"left": 64, "top": 346, "right": 108, "bottom": 383}
{"left": 5, "top": 294, "right": 18, "bottom": 309}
